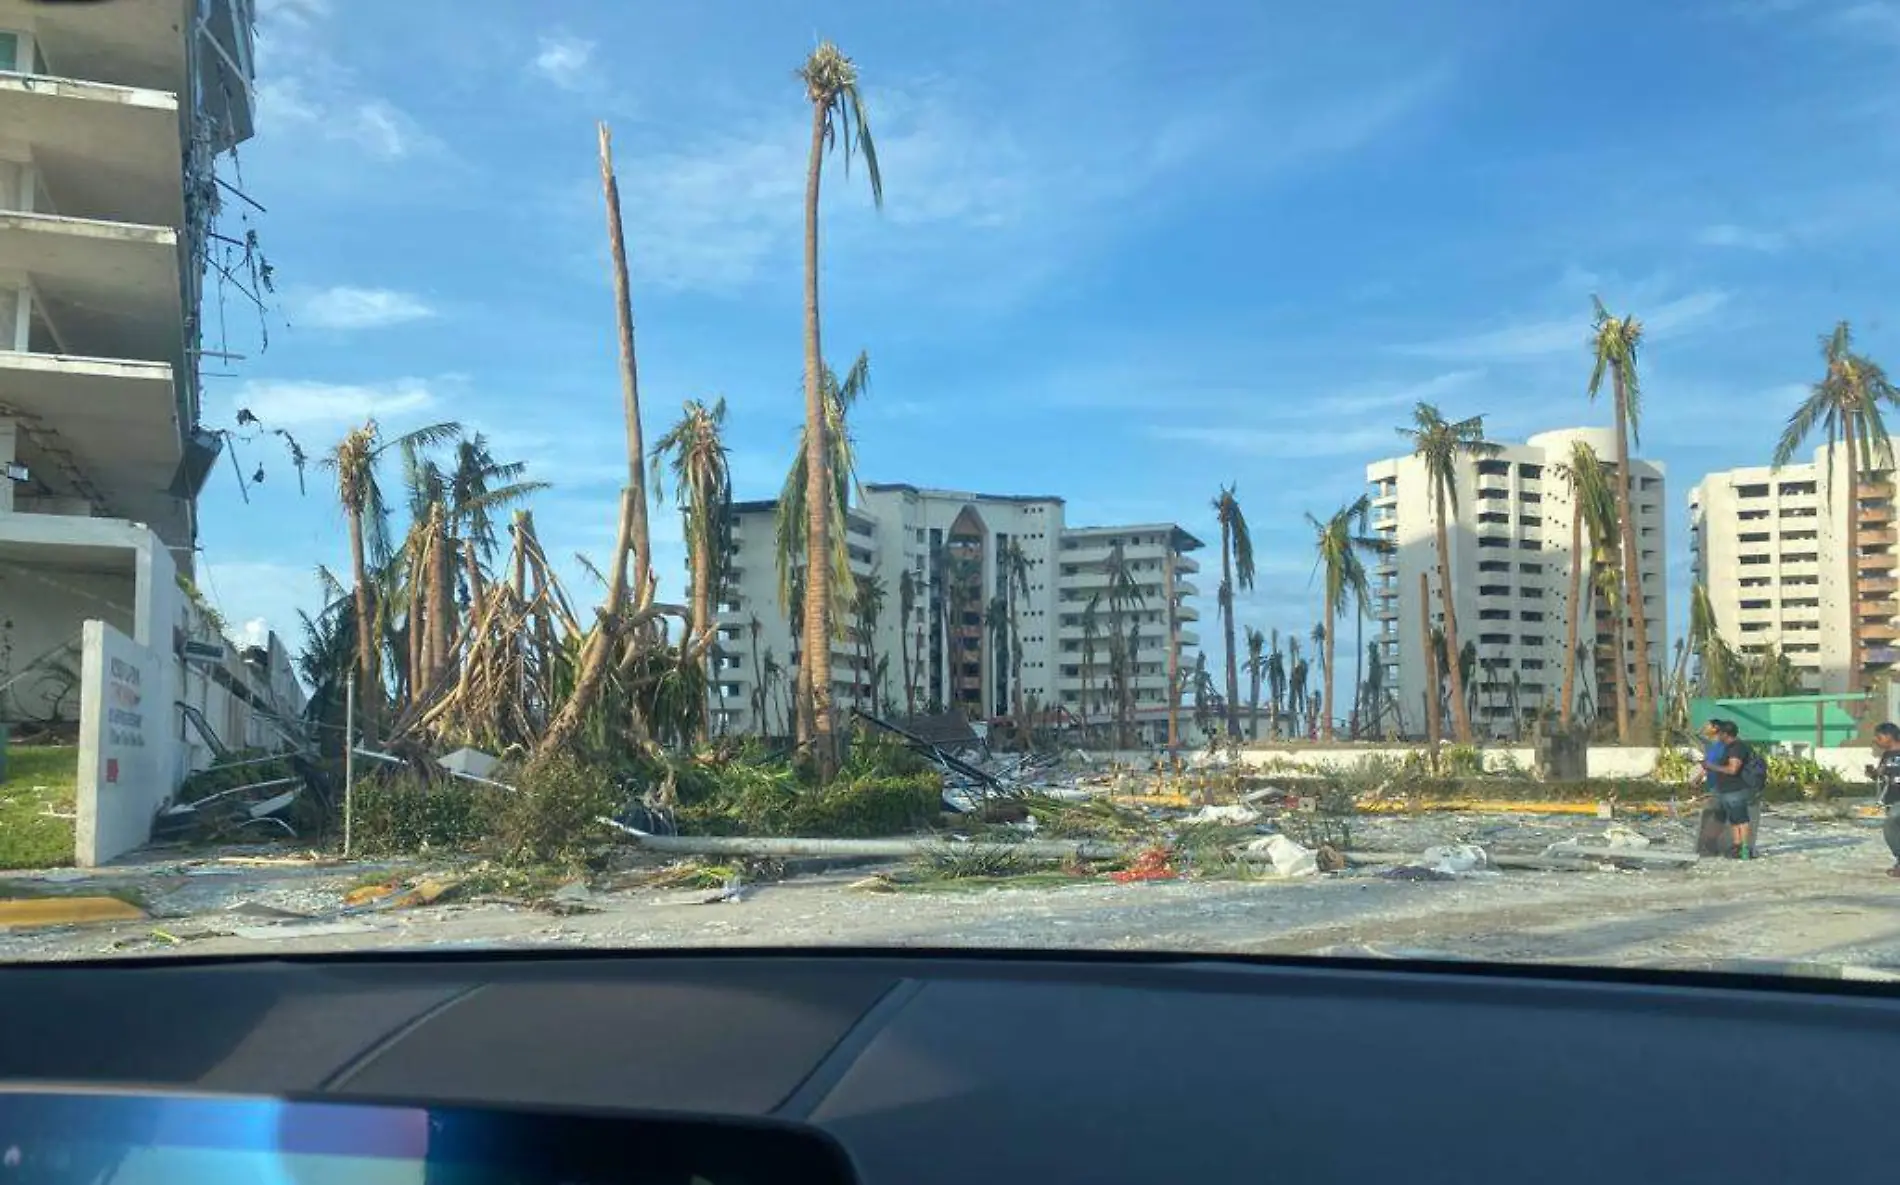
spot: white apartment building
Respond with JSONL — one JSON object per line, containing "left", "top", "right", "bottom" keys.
{"left": 705, "top": 484, "right": 1203, "bottom": 745}
{"left": 1688, "top": 448, "right": 1898, "bottom": 691}
{"left": 1366, "top": 427, "right": 1667, "bottom": 738}
{"left": 1, "top": 3, "right": 302, "bottom": 768}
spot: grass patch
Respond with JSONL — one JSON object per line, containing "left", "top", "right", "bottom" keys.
{"left": 0, "top": 746, "right": 77, "bottom": 870}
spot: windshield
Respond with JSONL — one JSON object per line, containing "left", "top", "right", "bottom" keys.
{"left": 2, "top": 0, "right": 1898, "bottom": 974}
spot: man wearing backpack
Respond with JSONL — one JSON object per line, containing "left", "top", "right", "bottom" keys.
{"left": 1867, "top": 723, "right": 1900, "bottom": 879}
{"left": 1712, "top": 720, "right": 1763, "bottom": 860}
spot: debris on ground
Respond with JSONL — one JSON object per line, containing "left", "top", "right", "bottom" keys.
{"left": 1245, "top": 834, "right": 1319, "bottom": 878}
{"left": 1109, "top": 845, "right": 1177, "bottom": 883}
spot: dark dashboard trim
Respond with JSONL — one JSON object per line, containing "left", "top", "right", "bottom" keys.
{"left": 7, "top": 945, "right": 1899, "bottom": 1005}
{"left": 318, "top": 982, "right": 488, "bottom": 1090}
{"left": 771, "top": 977, "right": 926, "bottom": 1120}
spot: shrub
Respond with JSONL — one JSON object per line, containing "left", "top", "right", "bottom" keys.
{"left": 676, "top": 764, "right": 940, "bottom": 837}
{"left": 1441, "top": 744, "right": 1486, "bottom": 777}
{"left": 1652, "top": 747, "right": 1698, "bottom": 785}
{"left": 348, "top": 772, "right": 507, "bottom": 856}
{"left": 1764, "top": 752, "right": 1845, "bottom": 802}
{"left": 501, "top": 753, "right": 624, "bottom": 865}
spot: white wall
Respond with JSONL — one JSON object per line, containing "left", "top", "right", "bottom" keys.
{"left": 74, "top": 620, "right": 170, "bottom": 866}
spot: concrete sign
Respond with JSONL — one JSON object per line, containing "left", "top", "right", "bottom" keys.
{"left": 76, "top": 620, "right": 173, "bottom": 867}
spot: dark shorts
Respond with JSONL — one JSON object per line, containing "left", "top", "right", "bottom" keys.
{"left": 1717, "top": 789, "right": 1753, "bottom": 825}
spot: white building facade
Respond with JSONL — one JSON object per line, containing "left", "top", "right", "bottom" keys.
{"left": 1688, "top": 448, "right": 1898, "bottom": 691}
{"left": 1, "top": 3, "right": 302, "bottom": 773}
{"left": 1366, "top": 427, "right": 1667, "bottom": 738}
{"left": 706, "top": 484, "right": 1202, "bottom": 746}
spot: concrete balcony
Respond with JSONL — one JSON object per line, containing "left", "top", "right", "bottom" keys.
{"left": 1858, "top": 527, "right": 1895, "bottom": 548}
{"left": 1860, "top": 621, "right": 1898, "bottom": 643}
{"left": 1863, "top": 554, "right": 1899, "bottom": 572}
{"left": 0, "top": 212, "right": 183, "bottom": 363}
{"left": 0, "top": 350, "right": 184, "bottom": 541}
{"left": 0, "top": 73, "right": 184, "bottom": 228}
{"left": 1862, "top": 577, "right": 1898, "bottom": 595}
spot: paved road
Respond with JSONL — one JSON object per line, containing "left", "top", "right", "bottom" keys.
{"left": 5, "top": 811, "right": 1897, "bottom": 970}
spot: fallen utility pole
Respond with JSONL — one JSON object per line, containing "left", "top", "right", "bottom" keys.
{"left": 597, "top": 818, "right": 1119, "bottom": 862}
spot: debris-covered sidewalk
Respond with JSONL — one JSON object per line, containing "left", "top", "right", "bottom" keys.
{"left": 3, "top": 801, "right": 1897, "bottom": 971}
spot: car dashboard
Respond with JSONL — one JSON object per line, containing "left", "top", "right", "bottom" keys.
{"left": 0, "top": 949, "right": 1894, "bottom": 1184}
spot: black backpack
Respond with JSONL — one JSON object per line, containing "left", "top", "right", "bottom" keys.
{"left": 1735, "top": 744, "right": 1768, "bottom": 796}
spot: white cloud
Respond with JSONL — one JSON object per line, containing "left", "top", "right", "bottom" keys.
{"left": 228, "top": 377, "right": 441, "bottom": 428}
{"left": 1394, "top": 290, "right": 1731, "bottom": 362}
{"left": 198, "top": 559, "right": 328, "bottom": 647}
{"left": 1697, "top": 223, "right": 1787, "bottom": 251}
{"left": 290, "top": 286, "right": 437, "bottom": 330}
{"left": 256, "top": 0, "right": 330, "bottom": 30}
{"left": 533, "top": 33, "right": 598, "bottom": 89}
{"left": 256, "top": 76, "right": 431, "bottom": 161}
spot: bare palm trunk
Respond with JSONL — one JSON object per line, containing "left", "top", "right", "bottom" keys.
{"left": 800, "top": 102, "right": 839, "bottom": 778}
{"left": 1419, "top": 571, "right": 1440, "bottom": 753}
{"left": 1164, "top": 556, "right": 1179, "bottom": 750}
{"left": 1433, "top": 482, "right": 1474, "bottom": 742}
{"left": 1845, "top": 430, "right": 1862, "bottom": 694}
{"left": 427, "top": 509, "right": 454, "bottom": 689}
{"left": 1612, "top": 366, "right": 1654, "bottom": 740}
{"left": 1613, "top": 597, "right": 1631, "bottom": 743}
{"left": 1248, "top": 664, "right": 1260, "bottom": 741}
{"left": 1220, "top": 524, "right": 1240, "bottom": 737}
{"left": 1351, "top": 611, "right": 1363, "bottom": 739}
{"left": 1560, "top": 506, "right": 1583, "bottom": 728}
{"left": 539, "top": 124, "right": 652, "bottom": 759}
{"left": 1321, "top": 625, "right": 1337, "bottom": 741}
{"left": 751, "top": 639, "right": 765, "bottom": 736}
{"left": 689, "top": 526, "right": 712, "bottom": 742}
{"left": 348, "top": 509, "right": 379, "bottom": 743}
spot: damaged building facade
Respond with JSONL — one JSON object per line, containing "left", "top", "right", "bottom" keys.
{"left": 708, "top": 484, "right": 1203, "bottom": 745}
{"left": 0, "top": 1, "right": 301, "bottom": 784}
{"left": 1690, "top": 448, "right": 1900, "bottom": 693}
{"left": 1367, "top": 427, "right": 1668, "bottom": 738}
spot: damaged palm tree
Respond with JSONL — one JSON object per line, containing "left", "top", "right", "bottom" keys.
{"left": 323, "top": 418, "right": 460, "bottom": 743}
{"left": 797, "top": 41, "right": 884, "bottom": 782}
{"left": 652, "top": 397, "right": 734, "bottom": 742}
{"left": 537, "top": 123, "right": 665, "bottom": 760}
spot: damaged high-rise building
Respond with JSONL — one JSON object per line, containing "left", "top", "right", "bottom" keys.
{"left": 706, "top": 484, "right": 1204, "bottom": 746}
{"left": 1, "top": 1, "right": 301, "bottom": 812}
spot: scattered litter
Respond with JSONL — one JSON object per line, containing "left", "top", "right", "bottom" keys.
{"left": 35, "top": 870, "right": 87, "bottom": 884}
{"left": 541, "top": 880, "right": 600, "bottom": 916}
{"left": 1316, "top": 844, "right": 1348, "bottom": 873}
{"left": 1603, "top": 824, "right": 1652, "bottom": 850}
{"left": 343, "top": 877, "right": 463, "bottom": 913}
{"left": 1109, "top": 846, "right": 1177, "bottom": 883}
{"left": 848, "top": 874, "right": 898, "bottom": 893}
{"left": 1422, "top": 844, "right": 1490, "bottom": 875}
{"left": 1247, "top": 834, "right": 1319, "bottom": 878}
{"left": 1189, "top": 804, "right": 1261, "bottom": 825}
{"left": 1381, "top": 865, "right": 1454, "bottom": 882}
{"left": 1541, "top": 839, "right": 1697, "bottom": 866}
{"left": 701, "top": 878, "right": 748, "bottom": 904}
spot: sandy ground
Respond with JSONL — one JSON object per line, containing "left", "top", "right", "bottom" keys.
{"left": 4, "top": 804, "right": 1899, "bottom": 971}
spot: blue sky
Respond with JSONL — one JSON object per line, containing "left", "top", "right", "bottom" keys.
{"left": 198, "top": 0, "right": 1900, "bottom": 671}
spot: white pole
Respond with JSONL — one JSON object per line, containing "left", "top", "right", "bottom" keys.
{"left": 343, "top": 672, "right": 355, "bottom": 857}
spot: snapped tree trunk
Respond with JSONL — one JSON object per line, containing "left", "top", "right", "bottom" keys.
{"left": 538, "top": 123, "right": 652, "bottom": 760}
{"left": 800, "top": 101, "right": 838, "bottom": 779}
{"left": 1419, "top": 571, "right": 1441, "bottom": 753}
{"left": 1613, "top": 365, "right": 1655, "bottom": 740}
{"left": 1164, "top": 555, "right": 1179, "bottom": 750}
{"left": 1220, "top": 522, "right": 1240, "bottom": 737}
{"left": 427, "top": 506, "right": 455, "bottom": 690}
{"left": 1559, "top": 504, "right": 1583, "bottom": 728}
{"left": 349, "top": 508, "right": 379, "bottom": 744}
{"left": 1433, "top": 482, "right": 1474, "bottom": 742}
{"left": 1321, "top": 619, "right": 1337, "bottom": 741}
{"left": 1845, "top": 430, "right": 1862, "bottom": 694}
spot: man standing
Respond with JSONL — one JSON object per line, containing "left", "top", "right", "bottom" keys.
{"left": 1869, "top": 723, "right": 1900, "bottom": 879}
{"left": 1694, "top": 719, "right": 1729, "bottom": 857}
{"left": 1710, "top": 720, "right": 1755, "bottom": 860}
